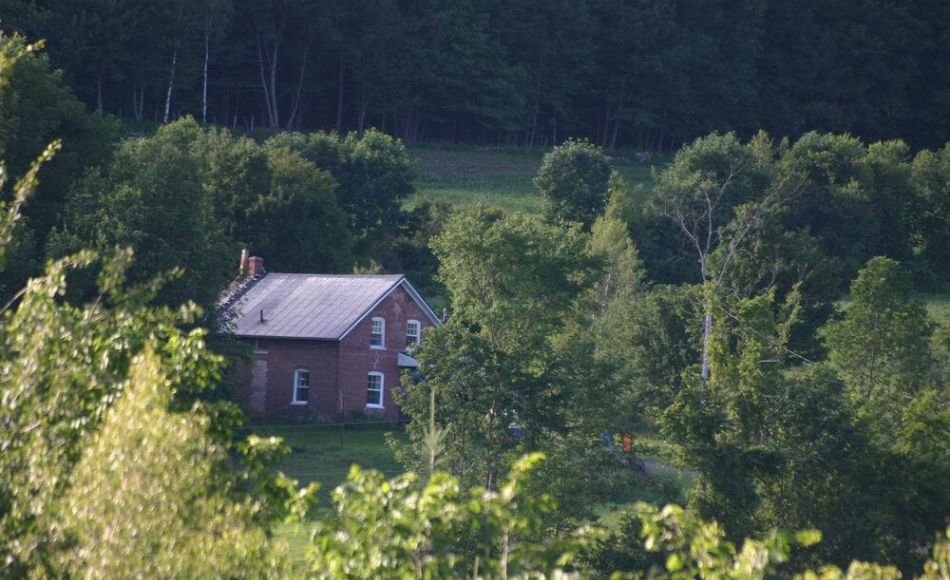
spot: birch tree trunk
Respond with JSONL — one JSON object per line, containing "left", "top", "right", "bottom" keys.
{"left": 202, "top": 16, "right": 211, "bottom": 124}
{"left": 256, "top": 33, "right": 280, "bottom": 129}
{"left": 286, "top": 36, "right": 313, "bottom": 130}
{"left": 96, "top": 67, "right": 104, "bottom": 113}
{"left": 336, "top": 58, "right": 345, "bottom": 132}
{"left": 163, "top": 48, "right": 178, "bottom": 124}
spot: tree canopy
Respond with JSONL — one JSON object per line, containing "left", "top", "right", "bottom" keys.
{"left": 3, "top": 0, "right": 950, "bottom": 148}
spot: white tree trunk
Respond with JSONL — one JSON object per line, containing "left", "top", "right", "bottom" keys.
{"left": 701, "top": 310, "right": 712, "bottom": 381}
{"left": 202, "top": 17, "right": 211, "bottom": 124}
{"left": 163, "top": 48, "right": 178, "bottom": 124}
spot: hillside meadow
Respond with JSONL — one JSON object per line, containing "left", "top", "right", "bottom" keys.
{"left": 410, "top": 145, "right": 662, "bottom": 214}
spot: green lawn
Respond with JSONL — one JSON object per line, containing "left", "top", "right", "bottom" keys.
{"left": 409, "top": 145, "right": 663, "bottom": 214}
{"left": 244, "top": 422, "right": 407, "bottom": 496}
{"left": 242, "top": 422, "right": 407, "bottom": 569}
{"left": 244, "top": 421, "right": 692, "bottom": 564}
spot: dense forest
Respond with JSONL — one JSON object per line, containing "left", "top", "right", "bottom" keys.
{"left": 3, "top": 0, "right": 950, "bottom": 149}
{"left": 1, "top": 2, "right": 949, "bottom": 577}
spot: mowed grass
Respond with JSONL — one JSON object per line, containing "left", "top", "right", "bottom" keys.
{"left": 409, "top": 145, "right": 663, "bottom": 214}
{"left": 244, "top": 422, "right": 407, "bottom": 495}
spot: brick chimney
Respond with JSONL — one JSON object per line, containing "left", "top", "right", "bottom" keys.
{"left": 247, "top": 256, "right": 265, "bottom": 277}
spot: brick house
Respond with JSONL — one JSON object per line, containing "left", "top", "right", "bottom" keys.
{"left": 223, "top": 257, "right": 440, "bottom": 419}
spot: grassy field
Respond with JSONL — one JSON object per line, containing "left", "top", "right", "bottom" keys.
{"left": 243, "top": 422, "right": 407, "bottom": 496}
{"left": 241, "top": 422, "right": 407, "bottom": 570}
{"left": 409, "top": 145, "right": 663, "bottom": 214}
{"left": 245, "top": 421, "right": 692, "bottom": 567}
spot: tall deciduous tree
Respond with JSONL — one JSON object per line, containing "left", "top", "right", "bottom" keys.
{"left": 654, "top": 132, "right": 771, "bottom": 380}
{"left": 394, "top": 207, "right": 605, "bottom": 499}
{"left": 49, "top": 118, "right": 233, "bottom": 309}
{"left": 266, "top": 128, "right": 415, "bottom": 262}
{"left": 821, "top": 257, "right": 934, "bottom": 436}
{"left": 534, "top": 139, "right": 611, "bottom": 228}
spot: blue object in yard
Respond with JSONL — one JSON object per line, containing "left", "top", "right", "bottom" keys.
{"left": 602, "top": 432, "right": 614, "bottom": 449}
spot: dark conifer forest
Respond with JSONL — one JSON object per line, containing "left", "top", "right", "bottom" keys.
{"left": 4, "top": 0, "right": 950, "bottom": 149}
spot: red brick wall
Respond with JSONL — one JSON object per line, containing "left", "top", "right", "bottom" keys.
{"left": 242, "top": 337, "right": 340, "bottom": 418}
{"left": 338, "top": 285, "right": 436, "bottom": 420}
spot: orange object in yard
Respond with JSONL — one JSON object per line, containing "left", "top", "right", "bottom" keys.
{"left": 622, "top": 433, "right": 633, "bottom": 453}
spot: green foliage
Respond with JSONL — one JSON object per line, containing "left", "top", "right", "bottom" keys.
{"left": 250, "top": 143, "right": 352, "bottom": 272}
{"left": 396, "top": 205, "right": 626, "bottom": 529}
{"left": 591, "top": 503, "right": 950, "bottom": 579}
{"left": 10, "top": 0, "right": 950, "bottom": 150}
{"left": 51, "top": 119, "right": 358, "bottom": 307}
{"left": 661, "top": 261, "right": 948, "bottom": 570}
{"left": 0, "top": 31, "right": 120, "bottom": 298}
{"left": 588, "top": 176, "right": 688, "bottom": 424}
{"left": 310, "top": 453, "right": 582, "bottom": 579}
{"left": 534, "top": 139, "right": 611, "bottom": 227}
{"left": 57, "top": 348, "right": 283, "bottom": 577}
{"left": 266, "top": 128, "right": 415, "bottom": 261}
{"left": 49, "top": 119, "right": 233, "bottom": 308}
{"left": 393, "top": 322, "right": 516, "bottom": 488}
{"left": 821, "top": 257, "right": 934, "bottom": 436}
{"left": 590, "top": 173, "right": 644, "bottom": 310}
{"left": 654, "top": 132, "right": 765, "bottom": 223}
{"left": 909, "top": 145, "right": 950, "bottom": 288}
{"left": 0, "top": 247, "right": 313, "bottom": 575}
{"left": 0, "top": 66, "right": 313, "bottom": 572}
{"left": 775, "top": 133, "right": 895, "bottom": 279}
{"left": 431, "top": 205, "right": 598, "bottom": 350}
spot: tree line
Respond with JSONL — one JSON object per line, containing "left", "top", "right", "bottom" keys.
{"left": 2, "top": 0, "right": 950, "bottom": 149}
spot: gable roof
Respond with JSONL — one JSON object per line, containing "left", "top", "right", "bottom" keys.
{"left": 224, "top": 273, "right": 440, "bottom": 340}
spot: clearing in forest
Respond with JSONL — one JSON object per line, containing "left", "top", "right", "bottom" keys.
{"left": 409, "top": 145, "right": 662, "bottom": 214}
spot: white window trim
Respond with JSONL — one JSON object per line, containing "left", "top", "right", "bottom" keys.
{"left": 370, "top": 317, "right": 386, "bottom": 350}
{"left": 292, "top": 368, "right": 310, "bottom": 405}
{"left": 406, "top": 319, "right": 421, "bottom": 348}
{"left": 366, "top": 371, "right": 385, "bottom": 409}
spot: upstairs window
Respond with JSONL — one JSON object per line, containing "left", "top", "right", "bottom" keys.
{"left": 370, "top": 317, "right": 385, "bottom": 348}
{"left": 406, "top": 320, "right": 421, "bottom": 348}
{"left": 292, "top": 369, "right": 310, "bottom": 405}
{"left": 367, "top": 372, "right": 384, "bottom": 408}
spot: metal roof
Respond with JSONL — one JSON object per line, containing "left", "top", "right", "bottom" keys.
{"left": 225, "top": 273, "right": 438, "bottom": 340}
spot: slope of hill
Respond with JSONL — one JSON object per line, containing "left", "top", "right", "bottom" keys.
{"left": 409, "top": 145, "right": 663, "bottom": 214}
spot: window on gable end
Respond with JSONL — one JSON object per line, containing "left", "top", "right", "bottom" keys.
{"left": 406, "top": 319, "right": 421, "bottom": 349}
{"left": 370, "top": 317, "right": 385, "bottom": 348}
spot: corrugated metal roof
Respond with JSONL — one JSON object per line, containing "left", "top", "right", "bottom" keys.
{"left": 227, "top": 273, "right": 406, "bottom": 339}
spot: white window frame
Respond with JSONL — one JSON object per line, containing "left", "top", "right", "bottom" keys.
{"left": 406, "top": 319, "right": 421, "bottom": 349}
{"left": 370, "top": 317, "right": 385, "bottom": 349}
{"left": 366, "top": 372, "right": 385, "bottom": 409}
{"left": 292, "top": 368, "right": 310, "bottom": 405}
